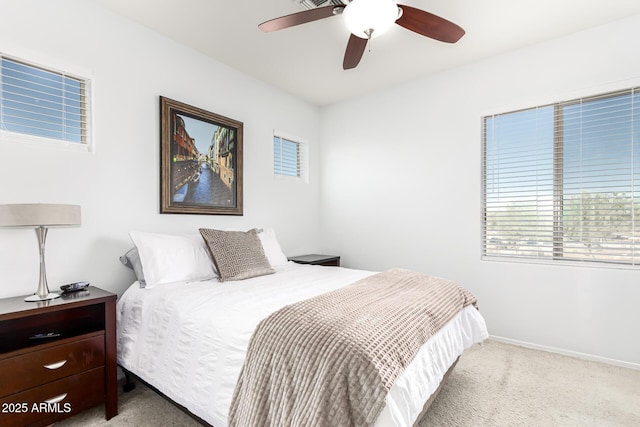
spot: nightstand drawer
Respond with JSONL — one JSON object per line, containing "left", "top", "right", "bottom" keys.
{"left": 0, "top": 333, "right": 104, "bottom": 397}
{"left": 0, "top": 366, "right": 104, "bottom": 427}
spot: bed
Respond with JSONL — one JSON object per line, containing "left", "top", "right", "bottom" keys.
{"left": 117, "top": 228, "right": 488, "bottom": 427}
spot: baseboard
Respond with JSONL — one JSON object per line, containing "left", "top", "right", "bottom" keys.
{"left": 488, "top": 335, "right": 640, "bottom": 371}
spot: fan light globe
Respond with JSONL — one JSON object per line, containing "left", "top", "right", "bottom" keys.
{"left": 343, "top": 0, "right": 399, "bottom": 39}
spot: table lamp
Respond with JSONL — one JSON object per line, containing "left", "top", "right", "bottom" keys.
{"left": 0, "top": 204, "right": 81, "bottom": 302}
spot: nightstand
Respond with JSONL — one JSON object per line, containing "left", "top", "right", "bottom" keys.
{"left": 288, "top": 254, "right": 341, "bottom": 267}
{"left": 0, "top": 287, "right": 117, "bottom": 426}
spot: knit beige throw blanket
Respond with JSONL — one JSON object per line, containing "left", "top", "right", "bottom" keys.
{"left": 228, "top": 268, "right": 478, "bottom": 427}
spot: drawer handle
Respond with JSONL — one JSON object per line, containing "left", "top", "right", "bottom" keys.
{"left": 44, "top": 360, "right": 67, "bottom": 370}
{"left": 44, "top": 393, "right": 68, "bottom": 404}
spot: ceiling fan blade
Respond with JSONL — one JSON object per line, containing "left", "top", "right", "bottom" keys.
{"left": 343, "top": 34, "right": 368, "bottom": 70}
{"left": 396, "top": 5, "right": 465, "bottom": 43}
{"left": 259, "top": 5, "right": 343, "bottom": 32}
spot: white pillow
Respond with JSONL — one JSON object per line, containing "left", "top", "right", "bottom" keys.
{"left": 257, "top": 228, "right": 289, "bottom": 268}
{"left": 129, "top": 231, "right": 217, "bottom": 289}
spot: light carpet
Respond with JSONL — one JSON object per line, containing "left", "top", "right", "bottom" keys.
{"left": 56, "top": 340, "right": 640, "bottom": 426}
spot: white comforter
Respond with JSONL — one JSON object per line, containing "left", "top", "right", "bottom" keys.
{"left": 117, "top": 262, "right": 488, "bottom": 427}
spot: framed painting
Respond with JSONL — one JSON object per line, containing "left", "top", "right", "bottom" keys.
{"left": 160, "top": 97, "right": 243, "bottom": 215}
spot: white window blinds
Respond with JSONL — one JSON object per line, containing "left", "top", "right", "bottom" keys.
{"left": 483, "top": 88, "right": 640, "bottom": 266}
{"left": 0, "top": 55, "right": 90, "bottom": 145}
{"left": 274, "top": 134, "right": 303, "bottom": 178}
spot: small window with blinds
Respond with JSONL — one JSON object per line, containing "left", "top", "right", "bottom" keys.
{"left": 482, "top": 87, "right": 640, "bottom": 267}
{"left": 273, "top": 133, "right": 306, "bottom": 180}
{"left": 0, "top": 54, "right": 90, "bottom": 147}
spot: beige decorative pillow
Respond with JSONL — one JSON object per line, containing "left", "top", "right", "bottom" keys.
{"left": 199, "top": 228, "right": 275, "bottom": 282}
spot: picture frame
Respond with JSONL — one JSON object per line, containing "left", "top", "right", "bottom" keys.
{"left": 160, "top": 97, "right": 243, "bottom": 215}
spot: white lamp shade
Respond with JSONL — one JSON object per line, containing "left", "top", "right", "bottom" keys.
{"left": 0, "top": 204, "right": 81, "bottom": 227}
{"left": 343, "top": 0, "right": 399, "bottom": 39}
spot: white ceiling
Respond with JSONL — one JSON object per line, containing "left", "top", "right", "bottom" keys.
{"left": 90, "top": 0, "right": 640, "bottom": 106}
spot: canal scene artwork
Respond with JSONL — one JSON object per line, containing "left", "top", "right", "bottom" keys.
{"left": 160, "top": 97, "right": 243, "bottom": 215}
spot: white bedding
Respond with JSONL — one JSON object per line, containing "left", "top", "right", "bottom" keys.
{"left": 117, "top": 262, "right": 488, "bottom": 427}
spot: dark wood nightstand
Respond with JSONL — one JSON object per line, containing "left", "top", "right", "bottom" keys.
{"left": 288, "top": 254, "right": 341, "bottom": 267}
{"left": 0, "top": 287, "right": 117, "bottom": 426}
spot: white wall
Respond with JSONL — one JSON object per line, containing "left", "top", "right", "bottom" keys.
{"left": 320, "top": 15, "right": 640, "bottom": 366}
{"left": 0, "top": 0, "right": 321, "bottom": 298}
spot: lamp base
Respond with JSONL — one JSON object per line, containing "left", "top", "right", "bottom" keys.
{"left": 25, "top": 292, "right": 61, "bottom": 302}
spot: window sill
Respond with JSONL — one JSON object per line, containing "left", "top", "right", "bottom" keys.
{"left": 0, "top": 131, "right": 90, "bottom": 153}
{"left": 481, "top": 255, "right": 639, "bottom": 271}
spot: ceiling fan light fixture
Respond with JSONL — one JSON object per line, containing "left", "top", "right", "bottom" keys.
{"left": 343, "top": 0, "right": 399, "bottom": 39}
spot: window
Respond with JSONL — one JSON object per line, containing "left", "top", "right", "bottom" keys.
{"left": 273, "top": 133, "right": 306, "bottom": 180}
{"left": 0, "top": 54, "right": 90, "bottom": 146}
{"left": 482, "top": 88, "right": 640, "bottom": 266}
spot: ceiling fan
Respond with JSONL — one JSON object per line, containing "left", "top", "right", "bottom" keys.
{"left": 259, "top": 0, "right": 465, "bottom": 70}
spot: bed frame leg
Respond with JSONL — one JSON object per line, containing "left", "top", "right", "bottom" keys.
{"left": 122, "top": 369, "right": 136, "bottom": 392}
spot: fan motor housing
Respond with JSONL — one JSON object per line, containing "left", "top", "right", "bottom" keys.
{"left": 295, "top": 0, "right": 344, "bottom": 10}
